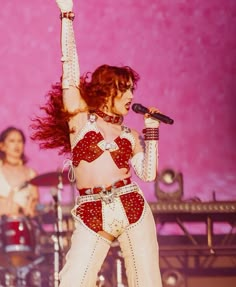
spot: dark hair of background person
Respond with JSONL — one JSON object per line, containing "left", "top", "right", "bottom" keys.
{"left": 0, "top": 126, "right": 28, "bottom": 164}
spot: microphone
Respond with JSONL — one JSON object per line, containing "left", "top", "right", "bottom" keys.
{"left": 131, "top": 103, "right": 174, "bottom": 125}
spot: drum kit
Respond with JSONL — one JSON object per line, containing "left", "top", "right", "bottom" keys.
{"left": 0, "top": 170, "right": 73, "bottom": 287}
{"left": 0, "top": 171, "right": 128, "bottom": 287}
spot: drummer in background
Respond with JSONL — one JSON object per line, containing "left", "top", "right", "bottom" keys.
{"left": 0, "top": 126, "right": 39, "bottom": 217}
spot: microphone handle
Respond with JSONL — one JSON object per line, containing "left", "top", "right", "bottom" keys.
{"left": 150, "top": 112, "right": 174, "bottom": 124}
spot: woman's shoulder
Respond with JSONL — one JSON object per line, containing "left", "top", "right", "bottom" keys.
{"left": 24, "top": 165, "right": 37, "bottom": 179}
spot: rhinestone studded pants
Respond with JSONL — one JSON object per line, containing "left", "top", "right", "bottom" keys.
{"left": 59, "top": 220, "right": 110, "bottom": 287}
{"left": 117, "top": 201, "right": 163, "bottom": 287}
{"left": 59, "top": 186, "right": 162, "bottom": 287}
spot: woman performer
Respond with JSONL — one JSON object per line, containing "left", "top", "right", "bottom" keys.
{"left": 31, "top": 0, "right": 163, "bottom": 286}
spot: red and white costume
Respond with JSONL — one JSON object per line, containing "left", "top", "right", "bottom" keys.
{"left": 59, "top": 113, "right": 162, "bottom": 287}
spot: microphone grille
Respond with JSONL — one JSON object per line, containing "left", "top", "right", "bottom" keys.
{"left": 131, "top": 103, "right": 148, "bottom": 114}
{"left": 131, "top": 103, "right": 141, "bottom": 113}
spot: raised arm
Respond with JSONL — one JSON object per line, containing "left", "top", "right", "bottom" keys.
{"left": 56, "top": 0, "right": 86, "bottom": 113}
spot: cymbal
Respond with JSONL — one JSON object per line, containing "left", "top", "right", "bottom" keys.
{"left": 29, "top": 170, "right": 71, "bottom": 187}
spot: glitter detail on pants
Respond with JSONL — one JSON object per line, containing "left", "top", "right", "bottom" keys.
{"left": 120, "top": 192, "right": 144, "bottom": 224}
{"left": 75, "top": 200, "right": 103, "bottom": 233}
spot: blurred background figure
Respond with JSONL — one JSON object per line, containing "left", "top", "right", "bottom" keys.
{"left": 0, "top": 126, "right": 40, "bottom": 268}
{"left": 0, "top": 126, "right": 39, "bottom": 217}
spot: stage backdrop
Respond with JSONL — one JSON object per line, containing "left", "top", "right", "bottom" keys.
{"left": 0, "top": 1, "right": 236, "bottom": 216}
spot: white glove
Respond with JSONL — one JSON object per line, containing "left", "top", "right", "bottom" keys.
{"left": 144, "top": 107, "right": 160, "bottom": 128}
{"left": 56, "top": 0, "right": 73, "bottom": 12}
{"left": 144, "top": 117, "right": 160, "bottom": 128}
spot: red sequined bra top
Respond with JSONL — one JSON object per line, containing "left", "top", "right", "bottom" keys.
{"left": 71, "top": 113, "right": 136, "bottom": 173}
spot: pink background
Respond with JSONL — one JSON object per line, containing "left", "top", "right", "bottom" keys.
{"left": 0, "top": 0, "right": 236, "bottom": 208}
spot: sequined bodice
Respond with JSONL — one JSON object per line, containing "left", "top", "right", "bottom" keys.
{"left": 72, "top": 114, "right": 135, "bottom": 172}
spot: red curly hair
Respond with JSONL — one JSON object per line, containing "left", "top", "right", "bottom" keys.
{"left": 81, "top": 65, "right": 140, "bottom": 109}
{"left": 31, "top": 65, "right": 140, "bottom": 155}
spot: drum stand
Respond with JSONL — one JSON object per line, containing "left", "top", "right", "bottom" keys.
{"left": 51, "top": 173, "right": 65, "bottom": 287}
{"left": 15, "top": 256, "right": 45, "bottom": 287}
{"left": 116, "top": 257, "right": 126, "bottom": 287}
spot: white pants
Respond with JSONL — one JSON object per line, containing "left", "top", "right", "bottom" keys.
{"left": 59, "top": 196, "right": 162, "bottom": 287}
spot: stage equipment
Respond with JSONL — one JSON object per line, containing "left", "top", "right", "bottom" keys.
{"left": 0, "top": 169, "right": 75, "bottom": 287}
{"left": 30, "top": 170, "right": 71, "bottom": 287}
{"left": 0, "top": 215, "right": 38, "bottom": 268}
{"left": 150, "top": 167, "right": 236, "bottom": 287}
{"left": 29, "top": 170, "right": 71, "bottom": 187}
{"left": 162, "top": 269, "right": 185, "bottom": 287}
{"left": 155, "top": 169, "right": 183, "bottom": 201}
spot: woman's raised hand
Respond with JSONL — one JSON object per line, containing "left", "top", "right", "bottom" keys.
{"left": 55, "top": 0, "right": 73, "bottom": 12}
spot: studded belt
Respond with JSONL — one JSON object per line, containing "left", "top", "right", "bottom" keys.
{"left": 78, "top": 177, "right": 131, "bottom": 196}
{"left": 76, "top": 181, "right": 138, "bottom": 204}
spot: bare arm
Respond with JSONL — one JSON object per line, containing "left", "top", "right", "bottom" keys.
{"left": 24, "top": 169, "right": 40, "bottom": 217}
{"left": 23, "top": 185, "right": 39, "bottom": 217}
{"left": 12, "top": 168, "right": 40, "bottom": 217}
